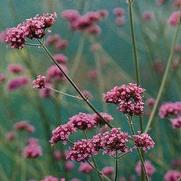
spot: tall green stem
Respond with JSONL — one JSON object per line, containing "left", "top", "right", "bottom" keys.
{"left": 144, "top": 23, "right": 180, "bottom": 133}
{"left": 114, "top": 151, "right": 118, "bottom": 181}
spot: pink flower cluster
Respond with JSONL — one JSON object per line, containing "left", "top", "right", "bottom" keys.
{"left": 173, "top": 0, "right": 181, "bottom": 8}
{"left": 7, "top": 76, "right": 29, "bottom": 91}
{"left": 142, "top": 11, "right": 154, "bottom": 22}
{"left": 170, "top": 117, "right": 181, "bottom": 129}
{"left": 23, "top": 138, "right": 42, "bottom": 159}
{"left": 168, "top": 11, "right": 181, "bottom": 27}
{"left": 159, "top": 102, "right": 181, "bottom": 118}
{"left": 8, "top": 64, "right": 24, "bottom": 74}
{"left": 50, "top": 123, "right": 76, "bottom": 144}
{"left": 102, "top": 167, "right": 114, "bottom": 176}
{"left": 93, "top": 112, "right": 113, "bottom": 125}
{"left": 53, "top": 54, "right": 68, "bottom": 64}
{"left": 69, "top": 113, "right": 97, "bottom": 130}
{"left": 113, "top": 7, "right": 125, "bottom": 26}
{"left": 78, "top": 162, "right": 93, "bottom": 174}
{"left": 14, "top": 121, "right": 35, "bottom": 133}
{"left": 46, "top": 34, "right": 68, "bottom": 50}
{"left": 135, "top": 160, "right": 155, "bottom": 177}
{"left": 33, "top": 75, "right": 46, "bottom": 89}
{"left": 104, "top": 83, "right": 145, "bottom": 116}
{"left": 5, "top": 13, "right": 57, "bottom": 49}
{"left": 41, "top": 176, "right": 59, "bottom": 181}
{"left": 66, "top": 139, "right": 96, "bottom": 162}
{"left": 133, "top": 132, "right": 155, "bottom": 151}
{"left": 164, "top": 170, "right": 181, "bottom": 181}
{"left": 61, "top": 9, "right": 108, "bottom": 35}
{"left": 0, "top": 73, "right": 6, "bottom": 83}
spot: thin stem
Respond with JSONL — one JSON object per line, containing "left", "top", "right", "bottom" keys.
{"left": 127, "top": 116, "right": 149, "bottom": 181}
{"left": 117, "top": 147, "right": 136, "bottom": 160}
{"left": 114, "top": 151, "right": 118, "bottom": 181}
{"left": 45, "top": 86, "right": 83, "bottom": 100}
{"left": 144, "top": 23, "right": 180, "bottom": 133}
{"left": 38, "top": 39, "right": 112, "bottom": 128}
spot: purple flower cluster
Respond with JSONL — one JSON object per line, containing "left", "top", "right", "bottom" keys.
{"left": 170, "top": 117, "right": 181, "bottom": 129}
{"left": 22, "top": 138, "right": 42, "bottom": 159}
{"left": 5, "top": 13, "right": 56, "bottom": 49}
{"left": 32, "top": 75, "right": 46, "bottom": 89}
{"left": 164, "top": 170, "right": 181, "bottom": 181}
{"left": 133, "top": 132, "right": 155, "bottom": 151}
{"left": 104, "top": 83, "right": 145, "bottom": 116}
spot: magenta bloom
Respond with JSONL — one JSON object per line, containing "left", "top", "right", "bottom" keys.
{"left": 32, "top": 75, "right": 46, "bottom": 89}
{"left": 133, "top": 132, "right": 155, "bottom": 151}
{"left": 93, "top": 112, "right": 113, "bottom": 125}
{"left": 146, "top": 98, "right": 155, "bottom": 108}
{"left": 53, "top": 54, "right": 68, "bottom": 64}
{"left": 14, "top": 121, "right": 35, "bottom": 133}
{"left": 142, "top": 11, "right": 154, "bottom": 22}
{"left": 5, "top": 131, "right": 16, "bottom": 141}
{"left": 7, "top": 76, "right": 29, "bottom": 91}
{"left": 46, "top": 65, "right": 67, "bottom": 82}
{"left": 66, "top": 139, "right": 96, "bottom": 162}
{"left": 135, "top": 160, "right": 155, "bottom": 177}
{"left": 0, "top": 73, "right": 6, "bottom": 83}
{"left": 61, "top": 9, "right": 80, "bottom": 22}
{"left": 50, "top": 123, "right": 76, "bottom": 144}
{"left": 65, "top": 161, "right": 74, "bottom": 171}
{"left": 39, "top": 85, "right": 53, "bottom": 98}
{"left": 168, "top": 11, "right": 181, "bottom": 27}
{"left": 104, "top": 83, "right": 145, "bottom": 116}
{"left": 41, "top": 176, "right": 59, "bottom": 181}
{"left": 101, "top": 128, "right": 129, "bottom": 155}
{"left": 5, "top": 13, "right": 56, "bottom": 49}
{"left": 23, "top": 138, "right": 42, "bottom": 159}
{"left": 79, "top": 162, "right": 93, "bottom": 174}
{"left": 173, "top": 0, "right": 181, "bottom": 7}
{"left": 159, "top": 102, "right": 181, "bottom": 119}
{"left": 8, "top": 64, "right": 24, "bottom": 74}
{"left": 171, "top": 117, "right": 181, "bottom": 129}
{"left": 113, "top": 7, "right": 125, "bottom": 17}
{"left": 115, "top": 17, "right": 125, "bottom": 26}
{"left": 69, "top": 113, "right": 96, "bottom": 130}
{"left": 102, "top": 166, "right": 114, "bottom": 176}
{"left": 164, "top": 170, "right": 181, "bottom": 181}
{"left": 53, "top": 150, "right": 65, "bottom": 161}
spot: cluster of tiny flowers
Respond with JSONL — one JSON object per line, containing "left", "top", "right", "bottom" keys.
{"left": 104, "top": 83, "right": 145, "bottom": 116}
{"left": 142, "top": 11, "right": 155, "bottom": 22}
{"left": 135, "top": 160, "right": 155, "bottom": 177}
{"left": 14, "top": 121, "right": 35, "bottom": 133}
{"left": 133, "top": 132, "right": 155, "bottom": 151}
{"left": 53, "top": 54, "right": 68, "bottom": 64}
{"left": 113, "top": 7, "right": 125, "bottom": 26}
{"left": 50, "top": 123, "right": 76, "bottom": 144}
{"left": 100, "top": 128, "right": 129, "bottom": 155}
{"left": 40, "top": 176, "right": 59, "bottom": 181}
{"left": 170, "top": 117, "right": 181, "bottom": 129}
{"left": 159, "top": 102, "right": 181, "bottom": 118}
{"left": 65, "top": 161, "right": 74, "bottom": 171}
{"left": 93, "top": 112, "right": 113, "bottom": 125}
{"left": 69, "top": 113, "right": 97, "bottom": 130}
{"left": 7, "top": 76, "right": 29, "bottom": 91}
{"left": 102, "top": 166, "right": 114, "bottom": 176}
{"left": 46, "top": 34, "right": 68, "bottom": 50}
{"left": 61, "top": 9, "right": 108, "bottom": 35}
{"left": 164, "top": 170, "right": 181, "bottom": 181}
{"left": 5, "top": 13, "right": 57, "bottom": 49}
{"left": 5, "top": 131, "right": 16, "bottom": 141}
{"left": 8, "top": 64, "right": 24, "bottom": 74}
{"left": 66, "top": 139, "right": 96, "bottom": 162}
{"left": 32, "top": 75, "right": 46, "bottom": 89}
{"left": 22, "top": 138, "right": 42, "bottom": 159}
{"left": 78, "top": 162, "right": 93, "bottom": 174}
{"left": 168, "top": 11, "right": 181, "bottom": 26}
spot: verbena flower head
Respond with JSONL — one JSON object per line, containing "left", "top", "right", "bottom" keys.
{"left": 113, "top": 7, "right": 125, "bottom": 17}
{"left": 53, "top": 150, "right": 65, "bottom": 161}
{"left": 171, "top": 117, "right": 181, "bottom": 129}
{"left": 159, "top": 102, "right": 181, "bottom": 119}
{"left": 33, "top": 75, "right": 46, "bottom": 89}
{"left": 168, "top": 11, "right": 181, "bottom": 26}
{"left": 164, "top": 170, "right": 181, "bottom": 181}
{"left": 133, "top": 132, "right": 155, "bottom": 151}
{"left": 135, "top": 160, "right": 155, "bottom": 177}
{"left": 93, "top": 112, "right": 113, "bottom": 125}
{"left": 8, "top": 64, "right": 24, "bottom": 74}
{"left": 0, "top": 73, "right": 6, "bottom": 83}
{"left": 41, "top": 176, "right": 59, "bottom": 181}
{"left": 102, "top": 166, "right": 114, "bottom": 176}
{"left": 79, "top": 162, "right": 93, "bottom": 174}
{"left": 5, "top": 13, "right": 56, "bottom": 49}
{"left": 7, "top": 76, "right": 29, "bottom": 91}
{"left": 14, "top": 121, "right": 35, "bottom": 133}
{"left": 142, "top": 11, "right": 154, "bottom": 22}
{"left": 90, "top": 133, "right": 103, "bottom": 152}
{"left": 65, "top": 161, "right": 74, "bottom": 171}
{"left": 50, "top": 123, "right": 76, "bottom": 145}
{"left": 69, "top": 113, "right": 96, "bottom": 130}
{"left": 104, "top": 83, "right": 145, "bottom": 116}
{"left": 66, "top": 139, "right": 96, "bottom": 162}
{"left": 101, "top": 128, "right": 129, "bottom": 155}
{"left": 173, "top": 0, "right": 181, "bottom": 7}
{"left": 5, "top": 131, "right": 16, "bottom": 141}
{"left": 23, "top": 138, "right": 42, "bottom": 159}
{"left": 53, "top": 54, "right": 68, "bottom": 64}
